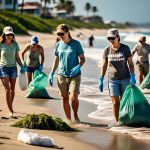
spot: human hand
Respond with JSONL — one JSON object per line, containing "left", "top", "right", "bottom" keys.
{"left": 130, "top": 73, "right": 136, "bottom": 86}
{"left": 98, "top": 76, "right": 104, "bottom": 92}
{"left": 20, "top": 65, "right": 26, "bottom": 74}
{"left": 48, "top": 72, "right": 54, "bottom": 86}
{"left": 70, "top": 65, "right": 80, "bottom": 77}
{"left": 38, "top": 64, "right": 43, "bottom": 71}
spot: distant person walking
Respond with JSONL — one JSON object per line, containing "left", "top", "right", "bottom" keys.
{"left": 48, "top": 24, "right": 85, "bottom": 123}
{"left": 88, "top": 34, "right": 94, "bottom": 47}
{"left": 132, "top": 36, "right": 150, "bottom": 84}
{"left": 0, "top": 26, "right": 26, "bottom": 117}
{"left": 22, "top": 36, "right": 44, "bottom": 84}
{"left": 98, "top": 28, "right": 136, "bottom": 124}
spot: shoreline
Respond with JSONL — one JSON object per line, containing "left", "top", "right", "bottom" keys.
{"left": 0, "top": 28, "right": 150, "bottom": 149}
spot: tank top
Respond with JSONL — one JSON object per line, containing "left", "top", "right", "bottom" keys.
{"left": 25, "top": 45, "right": 40, "bottom": 67}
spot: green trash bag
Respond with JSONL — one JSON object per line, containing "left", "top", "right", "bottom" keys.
{"left": 26, "top": 70, "right": 50, "bottom": 99}
{"left": 140, "top": 71, "right": 150, "bottom": 89}
{"left": 119, "top": 85, "right": 150, "bottom": 127}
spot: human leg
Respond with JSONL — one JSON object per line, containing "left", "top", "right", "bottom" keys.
{"left": 27, "top": 72, "right": 32, "bottom": 84}
{"left": 108, "top": 79, "right": 121, "bottom": 122}
{"left": 136, "top": 64, "right": 144, "bottom": 84}
{"left": 26, "top": 66, "right": 37, "bottom": 84}
{"left": 57, "top": 75, "right": 71, "bottom": 120}
{"left": 70, "top": 93, "right": 79, "bottom": 120}
{"left": 9, "top": 78, "right": 16, "bottom": 103}
{"left": 61, "top": 94, "right": 71, "bottom": 120}
{"left": 110, "top": 96, "right": 120, "bottom": 122}
{"left": 69, "top": 75, "right": 81, "bottom": 121}
{"left": 1, "top": 77, "right": 13, "bottom": 114}
{"left": 143, "top": 63, "right": 149, "bottom": 78}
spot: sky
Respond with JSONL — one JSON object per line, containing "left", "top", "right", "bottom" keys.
{"left": 18, "top": 0, "right": 150, "bottom": 24}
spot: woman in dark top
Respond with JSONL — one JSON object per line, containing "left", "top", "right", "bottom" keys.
{"left": 98, "top": 28, "right": 136, "bottom": 125}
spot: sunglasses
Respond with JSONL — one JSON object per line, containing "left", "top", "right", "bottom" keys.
{"left": 6, "top": 34, "right": 13, "bottom": 36}
{"left": 57, "top": 32, "right": 65, "bottom": 36}
{"left": 107, "top": 37, "right": 116, "bottom": 41}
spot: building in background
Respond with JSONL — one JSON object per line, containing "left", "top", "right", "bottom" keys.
{"left": 0, "top": 0, "right": 18, "bottom": 11}
{"left": 18, "top": 2, "right": 42, "bottom": 16}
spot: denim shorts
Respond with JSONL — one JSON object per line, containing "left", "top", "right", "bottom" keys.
{"left": 108, "top": 78, "right": 130, "bottom": 96}
{"left": 26, "top": 66, "right": 39, "bottom": 73}
{"left": 0, "top": 66, "right": 18, "bottom": 78}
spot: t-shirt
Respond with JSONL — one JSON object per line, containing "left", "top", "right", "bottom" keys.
{"left": 54, "top": 39, "right": 84, "bottom": 77}
{"left": 0, "top": 42, "right": 20, "bottom": 67}
{"left": 103, "top": 43, "right": 131, "bottom": 80}
{"left": 132, "top": 43, "right": 150, "bottom": 63}
{"left": 25, "top": 45, "right": 40, "bottom": 67}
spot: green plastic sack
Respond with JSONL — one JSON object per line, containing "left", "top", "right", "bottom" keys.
{"left": 140, "top": 71, "right": 150, "bottom": 89}
{"left": 26, "top": 70, "right": 50, "bottom": 99}
{"left": 119, "top": 85, "right": 150, "bottom": 127}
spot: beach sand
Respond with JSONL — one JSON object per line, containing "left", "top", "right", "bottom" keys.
{"left": 1, "top": 28, "right": 150, "bottom": 150}
{"left": 0, "top": 29, "right": 104, "bottom": 150}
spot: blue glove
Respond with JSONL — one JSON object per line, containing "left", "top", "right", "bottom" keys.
{"left": 48, "top": 72, "right": 54, "bottom": 86}
{"left": 130, "top": 73, "right": 136, "bottom": 86}
{"left": 98, "top": 76, "right": 104, "bottom": 92}
{"left": 20, "top": 65, "right": 26, "bottom": 73}
{"left": 70, "top": 65, "right": 80, "bottom": 77}
{"left": 38, "top": 64, "right": 43, "bottom": 71}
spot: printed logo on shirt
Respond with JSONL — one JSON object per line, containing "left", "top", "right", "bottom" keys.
{"left": 108, "top": 53, "right": 125, "bottom": 62}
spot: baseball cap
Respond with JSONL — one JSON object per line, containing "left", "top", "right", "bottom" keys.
{"left": 56, "top": 24, "right": 69, "bottom": 34}
{"left": 3, "top": 26, "right": 14, "bottom": 35}
{"left": 107, "top": 28, "right": 119, "bottom": 37}
{"left": 139, "top": 36, "right": 146, "bottom": 42}
{"left": 31, "top": 36, "right": 39, "bottom": 44}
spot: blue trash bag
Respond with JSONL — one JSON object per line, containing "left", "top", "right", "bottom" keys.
{"left": 26, "top": 70, "right": 50, "bottom": 99}
{"left": 119, "top": 85, "right": 150, "bottom": 127}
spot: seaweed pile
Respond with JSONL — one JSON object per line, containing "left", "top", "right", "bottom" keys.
{"left": 12, "top": 113, "right": 78, "bottom": 131}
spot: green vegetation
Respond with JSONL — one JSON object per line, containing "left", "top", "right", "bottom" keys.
{"left": 0, "top": 10, "right": 128, "bottom": 35}
{"left": 12, "top": 113, "right": 78, "bottom": 131}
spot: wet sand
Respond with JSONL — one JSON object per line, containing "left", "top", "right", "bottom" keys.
{"left": 0, "top": 28, "right": 150, "bottom": 150}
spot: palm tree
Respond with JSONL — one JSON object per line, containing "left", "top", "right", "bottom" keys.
{"left": 56, "top": 0, "right": 75, "bottom": 16}
{"left": 56, "top": 0, "right": 66, "bottom": 10}
{"left": 65, "top": 0, "right": 75, "bottom": 16}
{"left": 85, "top": 2, "right": 91, "bottom": 17}
{"left": 92, "top": 6, "right": 98, "bottom": 16}
{"left": 21, "top": 0, "right": 24, "bottom": 13}
{"left": 41, "top": 0, "right": 56, "bottom": 17}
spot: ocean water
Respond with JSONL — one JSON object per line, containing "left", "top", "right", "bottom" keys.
{"left": 78, "top": 29, "right": 150, "bottom": 125}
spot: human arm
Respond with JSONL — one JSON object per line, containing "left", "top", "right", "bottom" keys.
{"left": 16, "top": 51, "right": 22, "bottom": 67}
{"left": 38, "top": 46, "right": 45, "bottom": 71}
{"left": 98, "top": 59, "right": 108, "bottom": 92}
{"left": 100, "top": 59, "right": 108, "bottom": 77}
{"left": 70, "top": 53, "right": 85, "bottom": 77}
{"left": 79, "top": 53, "right": 85, "bottom": 67}
{"left": 21, "top": 45, "right": 29, "bottom": 63}
{"left": 16, "top": 51, "right": 26, "bottom": 73}
{"left": 131, "top": 45, "right": 137, "bottom": 57}
{"left": 39, "top": 46, "right": 44, "bottom": 65}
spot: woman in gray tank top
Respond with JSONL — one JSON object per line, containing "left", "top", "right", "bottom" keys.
{"left": 22, "top": 36, "right": 44, "bottom": 84}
